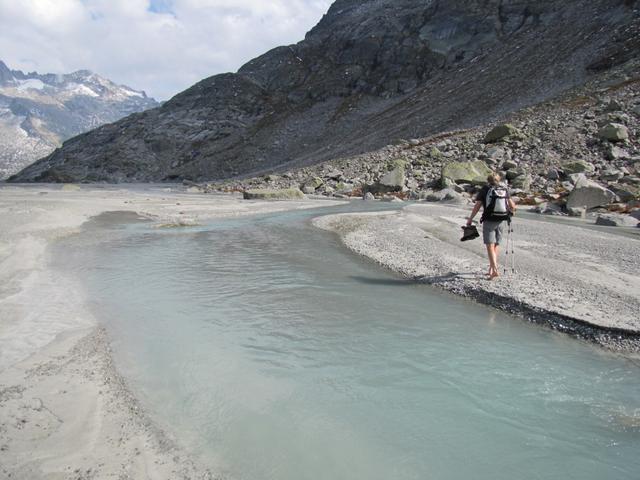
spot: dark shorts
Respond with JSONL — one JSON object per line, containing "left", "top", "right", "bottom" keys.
{"left": 482, "top": 220, "right": 504, "bottom": 245}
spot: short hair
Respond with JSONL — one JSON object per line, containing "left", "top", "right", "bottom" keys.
{"left": 487, "top": 173, "right": 501, "bottom": 185}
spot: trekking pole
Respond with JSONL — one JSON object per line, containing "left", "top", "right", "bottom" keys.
{"left": 503, "top": 221, "right": 511, "bottom": 275}
{"left": 509, "top": 222, "right": 516, "bottom": 274}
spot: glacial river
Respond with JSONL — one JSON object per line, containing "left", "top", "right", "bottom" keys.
{"left": 55, "top": 203, "right": 640, "bottom": 480}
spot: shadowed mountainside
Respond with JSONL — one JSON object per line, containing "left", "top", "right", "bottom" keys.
{"left": 10, "top": 0, "right": 640, "bottom": 183}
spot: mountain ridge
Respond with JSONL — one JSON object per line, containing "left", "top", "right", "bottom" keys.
{"left": 0, "top": 60, "right": 159, "bottom": 179}
{"left": 9, "top": 0, "right": 640, "bottom": 183}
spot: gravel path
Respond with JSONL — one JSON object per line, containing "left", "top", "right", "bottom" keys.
{"left": 314, "top": 203, "right": 640, "bottom": 352}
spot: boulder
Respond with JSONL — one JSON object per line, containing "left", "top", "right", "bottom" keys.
{"left": 562, "top": 160, "right": 595, "bottom": 174}
{"left": 441, "top": 160, "right": 492, "bottom": 186}
{"left": 597, "top": 123, "right": 629, "bottom": 142}
{"left": 363, "top": 192, "right": 375, "bottom": 201}
{"left": 568, "top": 173, "right": 587, "bottom": 185}
{"left": 484, "top": 124, "right": 521, "bottom": 143}
{"left": 383, "top": 160, "right": 406, "bottom": 184}
{"left": 566, "top": 178, "right": 616, "bottom": 209}
{"left": 502, "top": 159, "right": 519, "bottom": 170}
{"left": 334, "top": 182, "right": 355, "bottom": 195}
{"left": 243, "top": 188, "right": 305, "bottom": 200}
{"left": 366, "top": 161, "right": 406, "bottom": 194}
{"left": 510, "top": 174, "right": 532, "bottom": 191}
{"left": 599, "top": 170, "right": 624, "bottom": 182}
{"left": 487, "top": 146, "right": 509, "bottom": 161}
{"left": 595, "top": 214, "right": 639, "bottom": 227}
{"left": 302, "top": 176, "right": 324, "bottom": 191}
{"left": 606, "top": 145, "right": 630, "bottom": 160}
{"left": 620, "top": 176, "right": 640, "bottom": 186}
{"left": 609, "top": 184, "right": 640, "bottom": 202}
{"left": 506, "top": 167, "right": 526, "bottom": 180}
{"left": 325, "top": 169, "right": 344, "bottom": 180}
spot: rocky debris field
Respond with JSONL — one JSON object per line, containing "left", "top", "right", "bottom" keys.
{"left": 201, "top": 68, "right": 640, "bottom": 228}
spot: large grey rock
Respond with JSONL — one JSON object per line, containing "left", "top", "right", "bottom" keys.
{"left": 368, "top": 160, "right": 406, "bottom": 193}
{"left": 595, "top": 214, "right": 639, "bottom": 227}
{"left": 566, "top": 178, "right": 616, "bottom": 209}
{"left": 502, "top": 159, "right": 519, "bottom": 170}
{"left": 510, "top": 174, "right": 532, "bottom": 191}
{"left": 487, "top": 146, "right": 510, "bottom": 161}
{"left": 609, "top": 184, "right": 640, "bottom": 202}
{"left": 562, "top": 160, "right": 595, "bottom": 174}
{"left": 301, "top": 176, "right": 324, "bottom": 192}
{"left": 379, "top": 166, "right": 405, "bottom": 189}
{"left": 606, "top": 145, "right": 630, "bottom": 160}
{"left": 600, "top": 170, "right": 624, "bottom": 182}
{"left": 243, "top": 188, "right": 305, "bottom": 200}
{"left": 441, "top": 160, "right": 492, "bottom": 185}
{"left": 484, "top": 124, "right": 521, "bottom": 143}
{"left": 568, "top": 173, "right": 587, "bottom": 185}
{"left": 597, "top": 123, "right": 629, "bottom": 142}
{"left": 506, "top": 167, "right": 526, "bottom": 180}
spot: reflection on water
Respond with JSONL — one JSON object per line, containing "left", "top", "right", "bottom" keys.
{"left": 54, "top": 205, "right": 640, "bottom": 480}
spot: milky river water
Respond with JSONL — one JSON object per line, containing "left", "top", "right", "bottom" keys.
{"left": 54, "top": 204, "right": 640, "bottom": 480}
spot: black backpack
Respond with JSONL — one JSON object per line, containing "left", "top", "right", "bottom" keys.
{"left": 481, "top": 185, "right": 511, "bottom": 222}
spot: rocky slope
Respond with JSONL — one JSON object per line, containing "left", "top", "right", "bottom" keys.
{"left": 10, "top": 0, "right": 640, "bottom": 183}
{"left": 204, "top": 61, "right": 640, "bottom": 226}
{"left": 0, "top": 60, "right": 158, "bottom": 179}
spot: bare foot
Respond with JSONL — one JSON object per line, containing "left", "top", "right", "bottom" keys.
{"left": 489, "top": 271, "right": 500, "bottom": 280}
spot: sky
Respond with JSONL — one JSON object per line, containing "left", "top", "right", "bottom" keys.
{"left": 0, "top": 0, "right": 334, "bottom": 100}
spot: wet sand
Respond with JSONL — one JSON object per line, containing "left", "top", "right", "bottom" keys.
{"left": 0, "top": 184, "right": 343, "bottom": 479}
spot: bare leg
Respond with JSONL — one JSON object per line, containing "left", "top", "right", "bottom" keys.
{"left": 486, "top": 244, "right": 499, "bottom": 279}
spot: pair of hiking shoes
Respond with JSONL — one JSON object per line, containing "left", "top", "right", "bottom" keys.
{"left": 460, "top": 225, "right": 479, "bottom": 242}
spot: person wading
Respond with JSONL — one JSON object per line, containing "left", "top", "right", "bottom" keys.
{"left": 466, "top": 173, "right": 516, "bottom": 280}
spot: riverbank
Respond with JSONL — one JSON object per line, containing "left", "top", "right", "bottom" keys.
{"left": 314, "top": 203, "right": 640, "bottom": 353}
{"left": 0, "top": 184, "right": 343, "bottom": 479}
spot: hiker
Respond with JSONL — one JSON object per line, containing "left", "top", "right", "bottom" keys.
{"left": 466, "top": 173, "right": 516, "bottom": 280}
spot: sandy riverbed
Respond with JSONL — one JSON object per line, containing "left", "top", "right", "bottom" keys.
{"left": 314, "top": 203, "right": 640, "bottom": 353}
{"left": 2, "top": 185, "right": 639, "bottom": 478}
{"left": 0, "top": 184, "right": 343, "bottom": 479}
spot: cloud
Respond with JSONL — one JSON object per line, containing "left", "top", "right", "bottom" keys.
{"left": 0, "top": 0, "right": 333, "bottom": 100}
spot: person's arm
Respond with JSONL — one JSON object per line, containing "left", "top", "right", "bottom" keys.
{"left": 508, "top": 198, "right": 517, "bottom": 216}
{"left": 467, "top": 201, "right": 482, "bottom": 226}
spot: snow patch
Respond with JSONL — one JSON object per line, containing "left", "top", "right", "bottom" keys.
{"left": 17, "top": 79, "right": 46, "bottom": 91}
{"left": 65, "top": 83, "right": 99, "bottom": 97}
{"left": 123, "top": 88, "right": 144, "bottom": 98}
